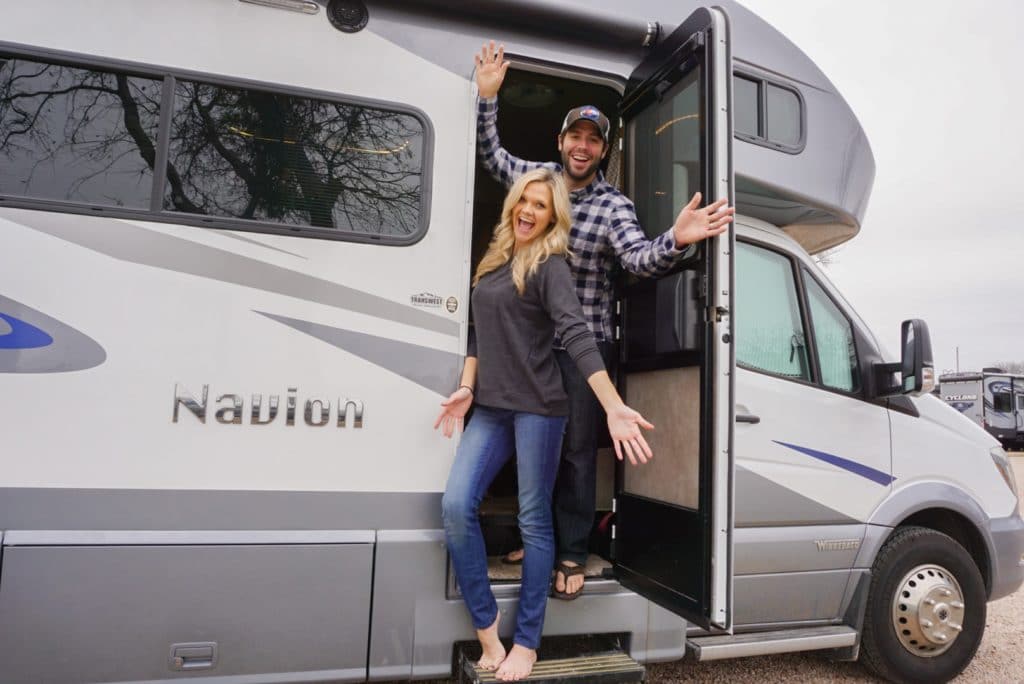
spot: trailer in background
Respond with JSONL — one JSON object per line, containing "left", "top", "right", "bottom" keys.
{"left": 941, "top": 370, "right": 1024, "bottom": 449}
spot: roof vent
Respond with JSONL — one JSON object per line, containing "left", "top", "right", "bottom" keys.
{"left": 327, "top": 0, "right": 369, "bottom": 33}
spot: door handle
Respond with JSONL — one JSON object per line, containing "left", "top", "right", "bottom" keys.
{"left": 736, "top": 412, "right": 760, "bottom": 424}
{"left": 169, "top": 642, "right": 217, "bottom": 671}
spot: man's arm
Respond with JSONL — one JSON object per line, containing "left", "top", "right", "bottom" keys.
{"left": 475, "top": 42, "right": 545, "bottom": 187}
{"left": 609, "top": 192, "right": 733, "bottom": 276}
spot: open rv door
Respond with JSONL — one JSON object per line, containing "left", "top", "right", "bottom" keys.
{"left": 612, "top": 6, "right": 735, "bottom": 631}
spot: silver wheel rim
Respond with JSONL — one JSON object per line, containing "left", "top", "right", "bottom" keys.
{"left": 891, "top": 563, "right": 965, "bottom": 657}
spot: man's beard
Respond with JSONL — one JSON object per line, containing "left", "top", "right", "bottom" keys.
{"left": 560, "top": 150, "right": 602, "bottom": 182}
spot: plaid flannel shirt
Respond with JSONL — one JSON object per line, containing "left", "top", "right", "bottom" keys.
{"left": 478, "top": 96, "right": 695, "bottom": 342}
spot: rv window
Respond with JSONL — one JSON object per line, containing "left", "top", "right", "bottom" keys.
{"left": 0, "top": 56, "right": 161, "bottom": 208}
{"left": 1018, "top": 395, "right": 1024, "bottom": 410}
{"left": 766, "top": 84, "right": 801, "bottom": 147}
{"left": 735, "top": 242, "right": 811, "bottom": 380}
{"left": 734, "top": 76, "right": 759, "bottom": 138}
{"left": 732, "top": 72, "right": 804, "bottom": 153}
{"left": 803, "top": 271, "right": 860, "bottom": 392}
{"left": 164, "top": 80, "right": 424, "bottom": 236}
{"left": 993, "top": 392, "right": 1013, "bottom": 413}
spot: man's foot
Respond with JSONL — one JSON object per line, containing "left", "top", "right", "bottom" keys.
{"left": 502, "top": 548, "right": 524, "bottom": 564}
{"left": 495, "top": 644, "right": 537, "bottom": 681}
{"left": 476, "top": 612, "right": 505, "bottom": 671}
{"left": 551, "top": 560, "right": 585, "bottom": 600}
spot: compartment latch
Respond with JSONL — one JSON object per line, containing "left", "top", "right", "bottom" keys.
{"left": 169, "top": 642, "right": 217, "bottom": 671}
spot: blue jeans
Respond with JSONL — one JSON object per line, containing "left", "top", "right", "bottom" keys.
{"left": 442, "top": 405, "right": 567, "bottom": 650}
{"left": 553, "top": 342, "right": 612, "bottom": 566}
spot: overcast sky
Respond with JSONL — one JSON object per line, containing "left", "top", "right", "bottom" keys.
{"left": 738, "top": 0, "right": 1024, "bottom": 374}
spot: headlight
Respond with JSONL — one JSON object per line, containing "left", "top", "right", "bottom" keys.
{"left": 990, "top": 447, "right": 1020, "bottom": 501}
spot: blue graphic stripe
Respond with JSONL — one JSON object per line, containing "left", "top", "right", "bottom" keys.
{"left": 772, "top": 440, "right": 894, "bottom": 486}
{"left": 0, "top": 313, "right": 54, "bottom": 349}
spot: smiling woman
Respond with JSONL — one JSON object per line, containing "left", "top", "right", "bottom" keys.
{"left": 511, "top": 181, "right": 555, "bottom": 247}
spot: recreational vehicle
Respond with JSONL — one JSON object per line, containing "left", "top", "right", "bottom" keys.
{"left": 940, "top": 370, "right": 1024, "bottom": 449}
{"left": 1, "top": 1, "right": 1022, "bottom": 683}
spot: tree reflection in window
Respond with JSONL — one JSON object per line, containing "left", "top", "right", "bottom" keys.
{"left": 165, "top": 81, "right": 423, "bottom": 235}
{"left": 0, "top": 57, "right": 160, "bottom": 207}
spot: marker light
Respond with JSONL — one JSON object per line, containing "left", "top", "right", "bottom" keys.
{"left": 990, "top": 447, "right": 1019, "bottom": 504}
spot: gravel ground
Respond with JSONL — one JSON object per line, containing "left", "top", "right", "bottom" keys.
{"left": 413, "top": 454, "right": 1024, "bottom": 683}
{"left": 647, "top": 453, "right": 1024, "bottom": 683}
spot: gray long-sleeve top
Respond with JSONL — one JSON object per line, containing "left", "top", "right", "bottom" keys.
{"left": 468, "top": 257, "right": 605, "bottom": 416}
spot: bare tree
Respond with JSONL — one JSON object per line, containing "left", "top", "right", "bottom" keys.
{"left": 813, "top": 247, "right": 841, "bottom": 268}
{"left": 1, "top": 57, "right": 422, "bottom": 234}
{"left": 988, "top": 361, "right": 1024, "bottom": 374}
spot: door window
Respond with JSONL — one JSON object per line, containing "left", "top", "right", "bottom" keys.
{"left": 735, "top": 242, "right": 810, "bottom": 380}
{"left": 631, "top": 68, "right": 701, "bottom": 239}
{"left": 804, "top": 272, "right": 860, "bottom": 392}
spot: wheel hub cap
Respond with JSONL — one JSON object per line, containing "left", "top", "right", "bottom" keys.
{"left": 891, "top": 564, "right": 965, "bottom": 657}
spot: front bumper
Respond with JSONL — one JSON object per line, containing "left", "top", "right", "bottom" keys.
{"left": 988, "top": 513, "right": 1024, "bottom": 600}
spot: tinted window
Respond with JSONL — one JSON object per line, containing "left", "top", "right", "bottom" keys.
{"left": 766, "top": 84, "right": 801, "bottom": 147}
{"left": 164, "top": 80, "right": 424, "bottom": 235}
{"left": 736, "top": 242, "right": 810, "bottom": 380}
{"left": 993, "top": 392, "right": 1013, "bottom": 413}
{"left": 632, "top": 68, "right": 701, "bottom": 239}
{"left": 734, "top": 76, "right": 759, "bottom": 138}
{"left": 0, "top": 56, "right": 161, "bottom": 207}
{"left": 734, "top": 73, "right": 803, "bottom": 151}
{"left": 804, "top": 272, "right": 859, "bottom": 392}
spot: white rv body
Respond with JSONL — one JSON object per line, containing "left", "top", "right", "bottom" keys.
{"left": 1, "top": 1, "right": 1022, "bottom": 683}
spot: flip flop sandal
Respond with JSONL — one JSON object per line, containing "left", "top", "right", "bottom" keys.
{"left": 501, "top": 549, "right": 524, "bottom": 565}
{"left": 550, "top": 561, "right": 586, "bottom": 600}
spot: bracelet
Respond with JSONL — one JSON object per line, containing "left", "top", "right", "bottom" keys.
{"left": 459, "top": 385, "right": 475, "bottom": 395}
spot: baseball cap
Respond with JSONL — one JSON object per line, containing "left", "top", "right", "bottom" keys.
{"left": 560, "top": 105, "right": 611, "bottom": 143}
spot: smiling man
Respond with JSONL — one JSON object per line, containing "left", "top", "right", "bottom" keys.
{"left": 473, "top": 41, "right": 733, "bottom": 600}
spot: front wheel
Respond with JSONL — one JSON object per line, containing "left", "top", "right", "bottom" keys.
{"left": 860, "top": 526, "right": 986, "bottom": 683}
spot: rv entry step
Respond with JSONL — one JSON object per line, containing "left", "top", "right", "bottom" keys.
{"left": 454, "top": 634, "right": 645, "bottom": 683}
{"left": 687, "top": 625, "right": 858, "bottom": 662}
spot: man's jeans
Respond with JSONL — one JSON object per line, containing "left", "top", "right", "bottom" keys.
{"left": 553, "top": 341, "right": 613, "bottom": 566}
{"left": 442, "top": 405, "right": 567, "bottom": 650}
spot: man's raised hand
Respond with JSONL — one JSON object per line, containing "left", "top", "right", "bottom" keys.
{"left": 474, "top": 41, "right": 510, "bottom": 99}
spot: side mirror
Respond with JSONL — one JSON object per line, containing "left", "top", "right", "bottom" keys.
{"left": 900, "top": 319, "right": 935, "bottom": 396}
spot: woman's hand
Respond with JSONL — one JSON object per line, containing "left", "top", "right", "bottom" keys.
{"left": 474, "top": 41, "right": 510, "bottom": 99}
{"left": 434, "top": 387, "right": 474, "bottom": 438}
{"left": 606, "top": 404, "right": 655, "bottom": 465}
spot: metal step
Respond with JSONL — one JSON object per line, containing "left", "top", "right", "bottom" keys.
{"left": 688, "top": 625, "right": 858, "bottom": 662}
{"left": 455, "top": 640, "right": 645, "bottom": 684}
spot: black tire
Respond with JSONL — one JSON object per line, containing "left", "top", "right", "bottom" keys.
{"left": 860, "top": 526, "right": 986, "bottom": 683}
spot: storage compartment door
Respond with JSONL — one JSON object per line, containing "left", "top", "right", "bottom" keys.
{"left": 0, "top": 536, "right": 373, "bottom": 683}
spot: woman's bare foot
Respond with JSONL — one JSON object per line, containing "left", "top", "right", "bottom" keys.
{"left": 476, "top": 612, "right": 505, "bottom": 671}
{"left": 502, "top": 548, "right": 524, "bottom": 564}
{"left": 495, "top": 644, "right": 537, "bottom": 681}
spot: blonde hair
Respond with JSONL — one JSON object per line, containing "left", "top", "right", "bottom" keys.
{"left": 473, "top": 168, "right": 572, "bottom": 294}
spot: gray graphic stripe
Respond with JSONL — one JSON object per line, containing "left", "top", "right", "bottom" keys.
{"left": 6, "top": 209, "right": 458, "bottom": 337}
{"left": 257, "top": 311, "right": 460, "bottom": 396}
{"left": 0, "top": 294, "right": 106, "bottom": 373}
{"left": 735, "top": 465, "right": 858, "bottom": 526}
{"left": 216, "top": 230, "right": 309, "bottom": 259}
{"left": 0, "top": 488, "right": 442, "bottom": 531}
